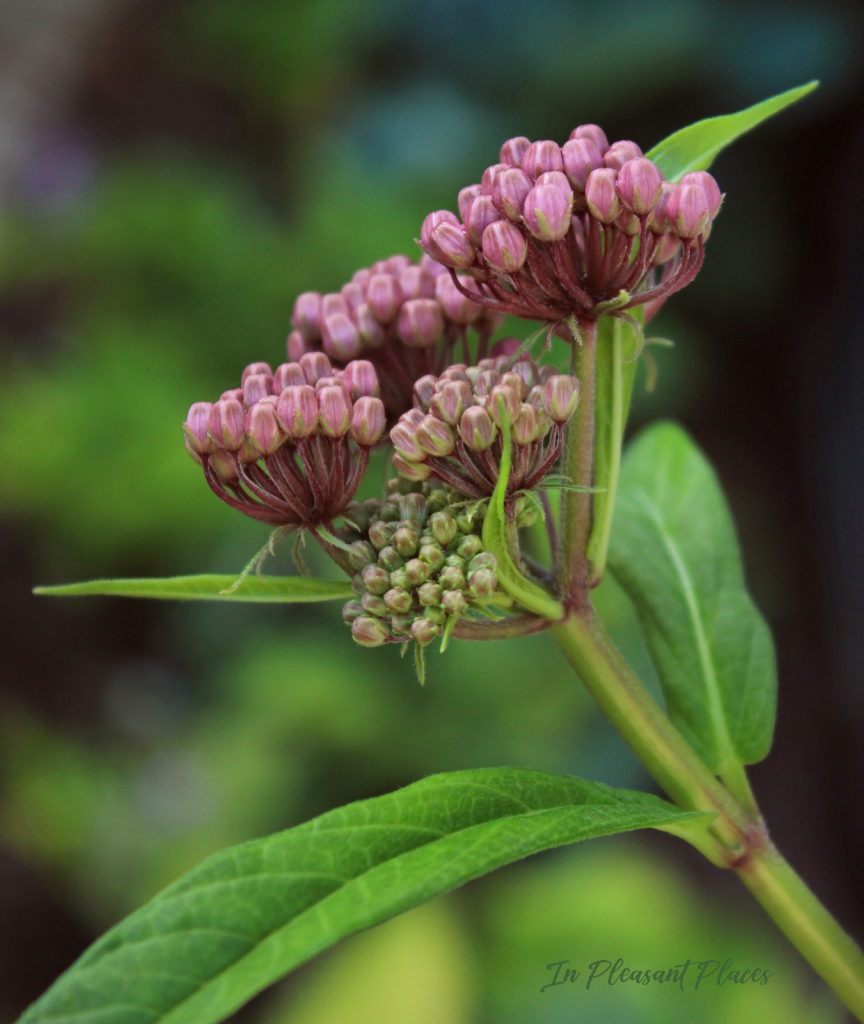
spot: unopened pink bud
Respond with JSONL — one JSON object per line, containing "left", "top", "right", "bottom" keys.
{"left": 350, "top": 396, "right": 386, "bottom": 446}
{"left": 615, "top": 209, "right": 640, "bottom": 236}
{"left": 491, "top": 166, "right": 533, "bottom": 222}
{"left": 399, "top": 265, "right": 435, "bottom": 300}
{"left": 292, "top": 292, "right": 322, "bottom": 341}
{"left": 342, "top": 360, "right": 379, "bottom": 400}
{"left": 440, "top": 364, "right": 471, "bottom": 384}
{"left": 341, "top": 281, "right": 365, "bottom": 313}
{"left": 419, "top": 253, "right": 448, "bottom": 277}
{"left": 411, "top": 617, "right": 439, "bottom": 646}
{"left": 429, "top": 221, "right": 476, "bottom": 269}
{"left": 474, "top": 368, "right": 500, "bottom": 395}
{"left": 286, "top": 330, "right": 308, "bottom": 362}
{"left": 184, "top": 402, "right": 215, "bottom": 455}
{"left": 417, "top": 414, "right": 456, "bottom": 457}
{"left": 488, "top": 384, "right": 521, "bottom": 427}
{"left": 276, "top": 384, "right": 318, "bottom": 439}
{"left": 433, "top": 380, "right": 473, "bottom": 424}
{"left": 397, "top": 299, "right": 444, "bottom": 348}
{"left": 242, "top": 373, "right": 273, "bottom": 408}
{"left": 465, "top": 194, "right": 500, "bottom": 246}
{"left": 322, "top": 293, "right": 349, "bottom": 320}
{"left": 523, "top": 183, "right": 573, "bottom": 242}
{"left": 365, "top": 272, "right": 403, "bottom": 324}
{"left": 434, "top": 273, "right": 481, "bottom": 325}
{"left": 241, "top": 362, "right": 273, "bottom": 386}
{"left": 299, "top": 351, "right": 333, "bottom": 385}
{"left": 246, "top": 402, "right": 283, "bottom": 455}
{"left": 209, "top": 447, "right": 239, "bottom": 482}
{"left": 647, "top": 181, "right": 674, "bottom": 234}
{"left": 321, "top": 312, "right": 363, "bottom": 361}
{"left": 652, "top": 233, "right": 680, "bottom": 265}
{"left": 221, "top": 388, "right": 244, "bottom": 403}
{"left": 499, "top": 370, "right": 528, "bottom": 399}
{"left": 536, "top": 170, "right": 573, "bottom": 197}
{"left": 500, "top": 135, "right": 531, "bottom": 167}
{"left": 458, "top": 184, "right": 482, "bottom": 220}
{"left": 384, "top": 255, "right": 412, "bottom": 275}
{"left": 666, "top": 182, "right": 710, "bottom": 239}
{"left": 352, "top": 615, "right": 391, "bottom": 647}
{"left": 542, "top": 375, "right": 581, "bottom": 423}
{"left": 390, "top": 417, "right": 425, "bottom": 461}
{"left": 481, "top": 220, "right": 528, "bottom": 274}
{"left": 585, "top": 168, "right": 621, "bottom": 224}
{"left": 459, "top": 406, "right": 497, "bottom": 451}
{"left": 616, "top": 157, "right": 663, "bottom": 215}
{"left": 521, "top": 140, "right": 564, "bottom": 180}
{"left": 273, "top": 362, "right": 306, "bottom": 392}
{"left": 512, "top": 402, "right": 540, "bottom": 444}
{"left": 421, "top": 210, "right": 460, "bottom": 255}
{"left": 680, "top": 171, "right": 723, "bottom": 219}
{"left": 414, "top": 374, "right": 438, "bottom": 409}
{"left": 317, "top": 385, "right": 352, "bottom": 438}
{"left": 209, "top": 398, "right": 246, "bottom": 450}
{"left": 393, "top": 453, "right": 432, "bottom": 481}
{"left": 350, "top": 304, "right": 385, "bottom": 348}
{"left": 352, "top": 267, "right": 371, "bottom": 288}
{"left": 481, "top": 163, "right": 508, "bottom": 195}
{"left": 570, "top": 124, "right": 609, "bottom": 154}
{"left": 603, "top": 140, "right": 643, "bottom": 172}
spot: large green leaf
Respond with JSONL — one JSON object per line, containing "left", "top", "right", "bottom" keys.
{"left": 647, "top": 81, "right": 818, "bottom": 182}
{"left": 19, "top": 768, "right": 705, "bottom": 1024}
{"left": 608, "top": 422, "right": 777, "bottom": 773}
{"left": 34, "top": 575, "right": 353, "bottom": 602}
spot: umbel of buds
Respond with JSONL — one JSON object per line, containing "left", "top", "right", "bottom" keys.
{"left": 287, "top": 254, "right": 504, "bottom": 419}
{"left": 183, "top": 354, "right": 386, "bottom": 531}
{"left": 337, "top": 486, "right": 500, "bottom": 649}
{"left": 390, "top": 353, "right": 579, "bottom": 498}
{"left": 420, "top": 127, "right": 723, "bottom": 327}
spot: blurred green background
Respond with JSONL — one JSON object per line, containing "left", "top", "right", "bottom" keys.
{"left": 1, "top": 0, "right": 863, "bottom": 1021}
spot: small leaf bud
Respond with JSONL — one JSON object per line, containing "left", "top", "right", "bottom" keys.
{"left": 417, "top": 414, "right": 457, "bottom": 457}
{"left": 469, "top": 566, "right": 498, "bottom": 599}
{"left": 352, "top": 615, "right": 391, "bottom": 647}
{"left": 209, "top": 398, "right": 246, "bottom": 450}
{"left": 542, "top": 375, "right": 581, "bottom": 423}
{"left": 350, "top": 396, "right": 386, "bottom": 447}
{"left": 277, "top": 385, "right": 319, "bottom": 440}
{"left": 418, "top": 582, "right": 442, "bottom": 606}
{"left": 500, "top": 135, "right": 531, "bottom": 166}
{"left": 397, "top": 299, "right": 444, "bottom": 348}
{"left": 361, "top": 593, "right": 388, "bottom": 617}
{"left": 430, "top": 511, "right": 458, "bottom": 547}
{"left": 616, "top": 157, "right": 663, "bottom": 215}
{"left": 405, "top": 558, "right": 431, "bottom": 586}
{"left": 458, "top": 183, "right": 482, "bottom": 219}
{"left": 299, "top": 351, "right": 333, "bottom": 385}
{"left": 459, "top": 406, "right": 498, "bottom": 451}
{"left": 342, "top": 600, "right": 364, "bottom": 624}
{"left": 384, "top": 587, "right": 413, "bottom": 614}
{"left": 521, "top": 140, "right": 564, "bottom": 180}
{"left": 361, "top": 562, "right": 391, "bottom": 595}
{"left": 292, "top": 292, "right": 323, "bottom": 341}
{"left": 442, "top": 590, "right": 467, "bottom": 616}
{"left": 603, "top": 140, "right": 643, "bottom": 172}
{"left": 184, "top": 402, "right": 216, "bottom": 455}
{"left": 585, "top": 168, "right": 621, "bottom": 224}
{"left": 481, "top": 220, "right": 528, "bottom": 274}
{"left": 570, "top": 123, "right": 609, "bottom": 154}
{"left": 457, "top": 534, "right": 484, "bottom": 560}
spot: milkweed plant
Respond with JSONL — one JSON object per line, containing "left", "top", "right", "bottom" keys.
{"left": 26, "top": 81, "right": 864, "bottom": 1024}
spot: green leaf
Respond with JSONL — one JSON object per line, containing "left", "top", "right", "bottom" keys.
{"left": 34, "top": 575, "right": 353, "bottom": 603}
{"left": 481, "top": 403, "right": 564, "bottom": 620}
{"left": 608, "top": 422, "right": 777, "bottom": 773}
{"left": 646, "top": 81, "right": 818, "bottom": 182}
{"left": 19, "top": 767, "right": 708, "bottom": 1024}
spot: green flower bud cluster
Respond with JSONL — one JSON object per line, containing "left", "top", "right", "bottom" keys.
{"left": 340, "top": 485, "right": 499, "bottom": 650}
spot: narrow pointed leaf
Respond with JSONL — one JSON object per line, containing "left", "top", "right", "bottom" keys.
{"left": 19, "top": 767, "right": 708, "bottom": 1024}
{"left": 608, "top": 422, "right": 777, "bottom": 771}
{"left": 34, "top": 575, "right": 353, "bottom": 603}
{"left": 647, "top": 81, "right": 818, "bottom": 181}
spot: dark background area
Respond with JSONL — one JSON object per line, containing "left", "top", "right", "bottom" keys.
{"left": 1, "top": 1, "right": 863, "bottom": 1021}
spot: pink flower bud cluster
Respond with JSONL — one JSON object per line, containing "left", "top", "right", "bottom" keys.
{"left": 420, "top": 126, "right": 723, "bottom": 326}
{"left": 183, "top": 353, "right": 386, "bottom": 530}
{"left": 389, "top": 353, "right": 579, "bottom": 498}
{"left": 287, "top": 254, "right": 505, "bottom": 419}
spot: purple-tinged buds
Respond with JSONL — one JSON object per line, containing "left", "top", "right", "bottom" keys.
{"left": 457, "top": 534, "right": 483, "bottom": 560}
{"left": 317, "top": 385, "right": 352, "bottom": 438}
{"left": 392, "top": 525, "right": 419, "bottom": 559}
{"left": 353, "top": 304, "right": 386, "bottom": 348}
{"left": 419, "top": 543, "right": 444, "bottom": 569}
{"left": 241, "top": 362, "right": 273, "bottom": 385}
{"left": 488, "top": 384, "right": 521, "bottom": 428}
{"left": 615, "top": 209, "right": 640, "bottom": 237}
{"left": 273, "top": 362, "right": 306, "bottom": 392}
{"left": 521, "top": 140, "right": 564, "bottom": 180}
{"left": 474, "top": 369, "right": 500, "bottom": 395}
{"left": 665, "top": 182, "right": 711, "bottom": 239}
{"left": 570, "top": 124, "right": 609, "bottom": 154}
{"left": 393, "top": 452, "right": 432, "bottom": 480}
{"left": 512, "top": 402, "right": 540, "bottom": 445}
{"left": 647, "top": 181, "right": 674, "bottom": 234}
{"left": 465, "top": 194, "right": 500, "bottom": 246}
{"left": 341, "top": 281, "right": 364, "bottom": 313}
{"left": 405, "top": 558, "right": 431, "bottom": 586}
{"left": 500, "top": 136, "right": 531, "bottom": 167}
{"left": 468, "top": 567, "right": 497, "bottom": 599}
{"left": 384, "top": 588, "right": 413, "bottom": 614}
{"left": 243, "top": 373, "right": 273, "bottom": 408}
{"left": 368, "top": 520, "right": 395, "bottom": 550}
{"left": 603, "top": 140, "right": 643, "bottom": 172}
{"left": 352, "top": 268, "right": 371, "bottom": 288}
{"left": 399, "top": 265, "right": 435, "bottom": 300}
{"left": 542, "top": 375, "right": 581, "bottom": 423}
{"left": 460, "top": 406, "right": 497, "bottom": 451}
{"left": 321, "top": 312, "right": 363, "bottom": 361}
{"left": 411, "top": 617, "right": 439, "bottom": 645}
{"left": 347, "top": 540, "right": 376, "bottom": 571}
{"left": 342, "top": 360, "right": 380, "bottom": 400}
{"left": 384, "top": 254, "right": 412, "bottom": 275}
{"left": 209, "top": 447, "right": 239, "bottom": 481}
{"left": 277, "top": 384, "right": 318, "bottom": 439}
{"left": 209, "top": 398, "right": 246, "bottom": 450}
{"left": 421, "top": 210, "right": 460, "bottom": 256}
{"left": 418, "top": 582, "right": 442, "bottom": 606}
{"left": 616, "top": 157, "right": 663, "bottom": 215}
{"left": 429, "top": 221, "right": 476, "bottom": 269}
{"left": 499, "top": 371, "right": 528, "bottom": 399}
{"left": 562, "top": 137, "right": 604, "bottom": 193}
{"left": 430, "top": 511, "right": 458, "bottom": 547}
{"left": 585, "top": 168, "right": 621, "bottom": 224}
{"left": 246, "top": 402, "right": 283, "bottom": 455}
{"left": 523, "top": 183, "right": 573, "bottom": 242}
{"left": 439, "top": 563, "right": 465, "bottom": 590}
{"left": 433, "top": 380, "right": 473, "bottom": 425}
{"left": 680, "top": 171, "right": 723, "bottom": 219}
{"left": 397, "top": 299, "right": 444, "bottom": 348}
{"left": 320, "top": 293, "right": 347, "bottom": 317}
{"left": 458, "top": 184, "right": 482, "bottom": 220}
{"left": 299, "top": 351, "right": 333, "bottom": 385}
{"left": 391, "top": 419, "right": 424, "bottom": 461}
{"left": 184, "top": 402, "right": 216, "bottom": 455}
{"left": 400, "top": 492, "right": 427, "bottom": 523}
{"left": 378, "top": 545, "right": 404, "bottom": 571}
{"left": 342, "top": 600, "right": 364, "bottom": 624}
{"left": 361, "top": 562, "right": 391, "bottom": 595}
{"left": 435, "top": 273, "right": 482, "bottom": 325}
{"left": 350, "top": 396, "right": 386, "bottom": 446}
{"left": 366, "top": 273, "right": 403, "bottom": 324}
{"left": 292, "top": 292, "right": 322, "bottom": 341}
{"left": 361, "top": 593, "right": 388, "bottom": 617}
{"left": 441, "top": 590, "right": 467, "bottom": 616}
{"left": 481, "top": 162, "right": 509, "bottom": 194}
{"left": 221, "top": 388, "right": 244, "bottom": 403}
{"left": 417, "top": 414, "right": 456, "bottom": 457}
{"left": 652, "top": 232, "right": 681, "bottom": 266}
{"left": 413, "top": 375, "right": 437, "bottom": 410}
{"left": 419, "top": 253, "right": 448, "bottom": 277}
{"left": 287, "top": 331, "right": 307, "bottom": 362}
{"left": 481, "top": 220, "right": 528, "bottom": 274}
{"left": 535, "top": 170, "right": 573, "bottom": 197}
{"left": 352, "top": 615, "right": 391, "bottom": 647}
{"left": 491, "top": 166, "right": 533, "bottom": 222}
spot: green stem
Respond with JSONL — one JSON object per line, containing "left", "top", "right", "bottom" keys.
{"left": 557, "top": 318, "right": 598, "bottom": 602}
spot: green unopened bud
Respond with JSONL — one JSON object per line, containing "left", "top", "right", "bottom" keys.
{"left": 405, "top": 558, "right": 431, "bottom": 586}
{"left": 456, "top": 514, "right": 478, "bottom": 534}
{"left": 430, "top": 511, "right": 458, "bottom": 547}
{"left": 384, "top": 588, "right": 413, "bottom": 614}
{"left": 418, "top": 582, "right": 442, "bottom": 606}
{"left": 361, "top": 593, "right": 388, "bottom": 617}
{"left": 400, "top": 493, "right": 427, "bottom": 524}
{"left": 442, "top": 590, "right": 467, "bottom": 616}
{"left": 419, "top": 543, "right": 445, "bottom": 569}
{"left": 425, "top": 488, "right": 450, "bottom": 514}
{"left": 352, "top": 615, "right": 391, "bottom": 647}
{"left": 444, "top": 554, "right": 467, "bottom": 571}
{"left": 469, "top": 566, "right": 498, "bottom": 599}
{"left": 361, "top": 562, "right": 391, "bottom": 595}
{"left": 516, "top": 506, "right": 537, "bottom": 527}
{"left": 439, "top": 565, "right": 466, "bottom": 591}
{"left": 393, "top": 525, "right": 420, "bottom": 558}
{"left": 377, "top": 501, "right": 400, "bottom": 522}
{"left": 342, "top": 600, "right": 364, "bottom": 624}
{"left": 368, "top": 520, "right": 395, "bottom": 550}
{"left": 378, "top": 546, "right": 404, "bottom": 571}
{"left": 389, "top": 567, "right": 410, "bottom": 590}
{"left": 347, "top": 541, "right": 376, "bottom": 571}
{"left": 391, "top": 614, "right": 415, "bottom": 634}
{"left": 468, "top": 551, "right": 498, "bottom": 573}
{"left": 458, "top": 534, "right": 484, "bottom": 560}
{"left": 425, "top": 606, "right": 446, "bottom": 625}
{"left": 343, "top": 502, "right": 370, "bottom": 535}
{"left": 411, "top": 617, "right": 440, "bottom": 645}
